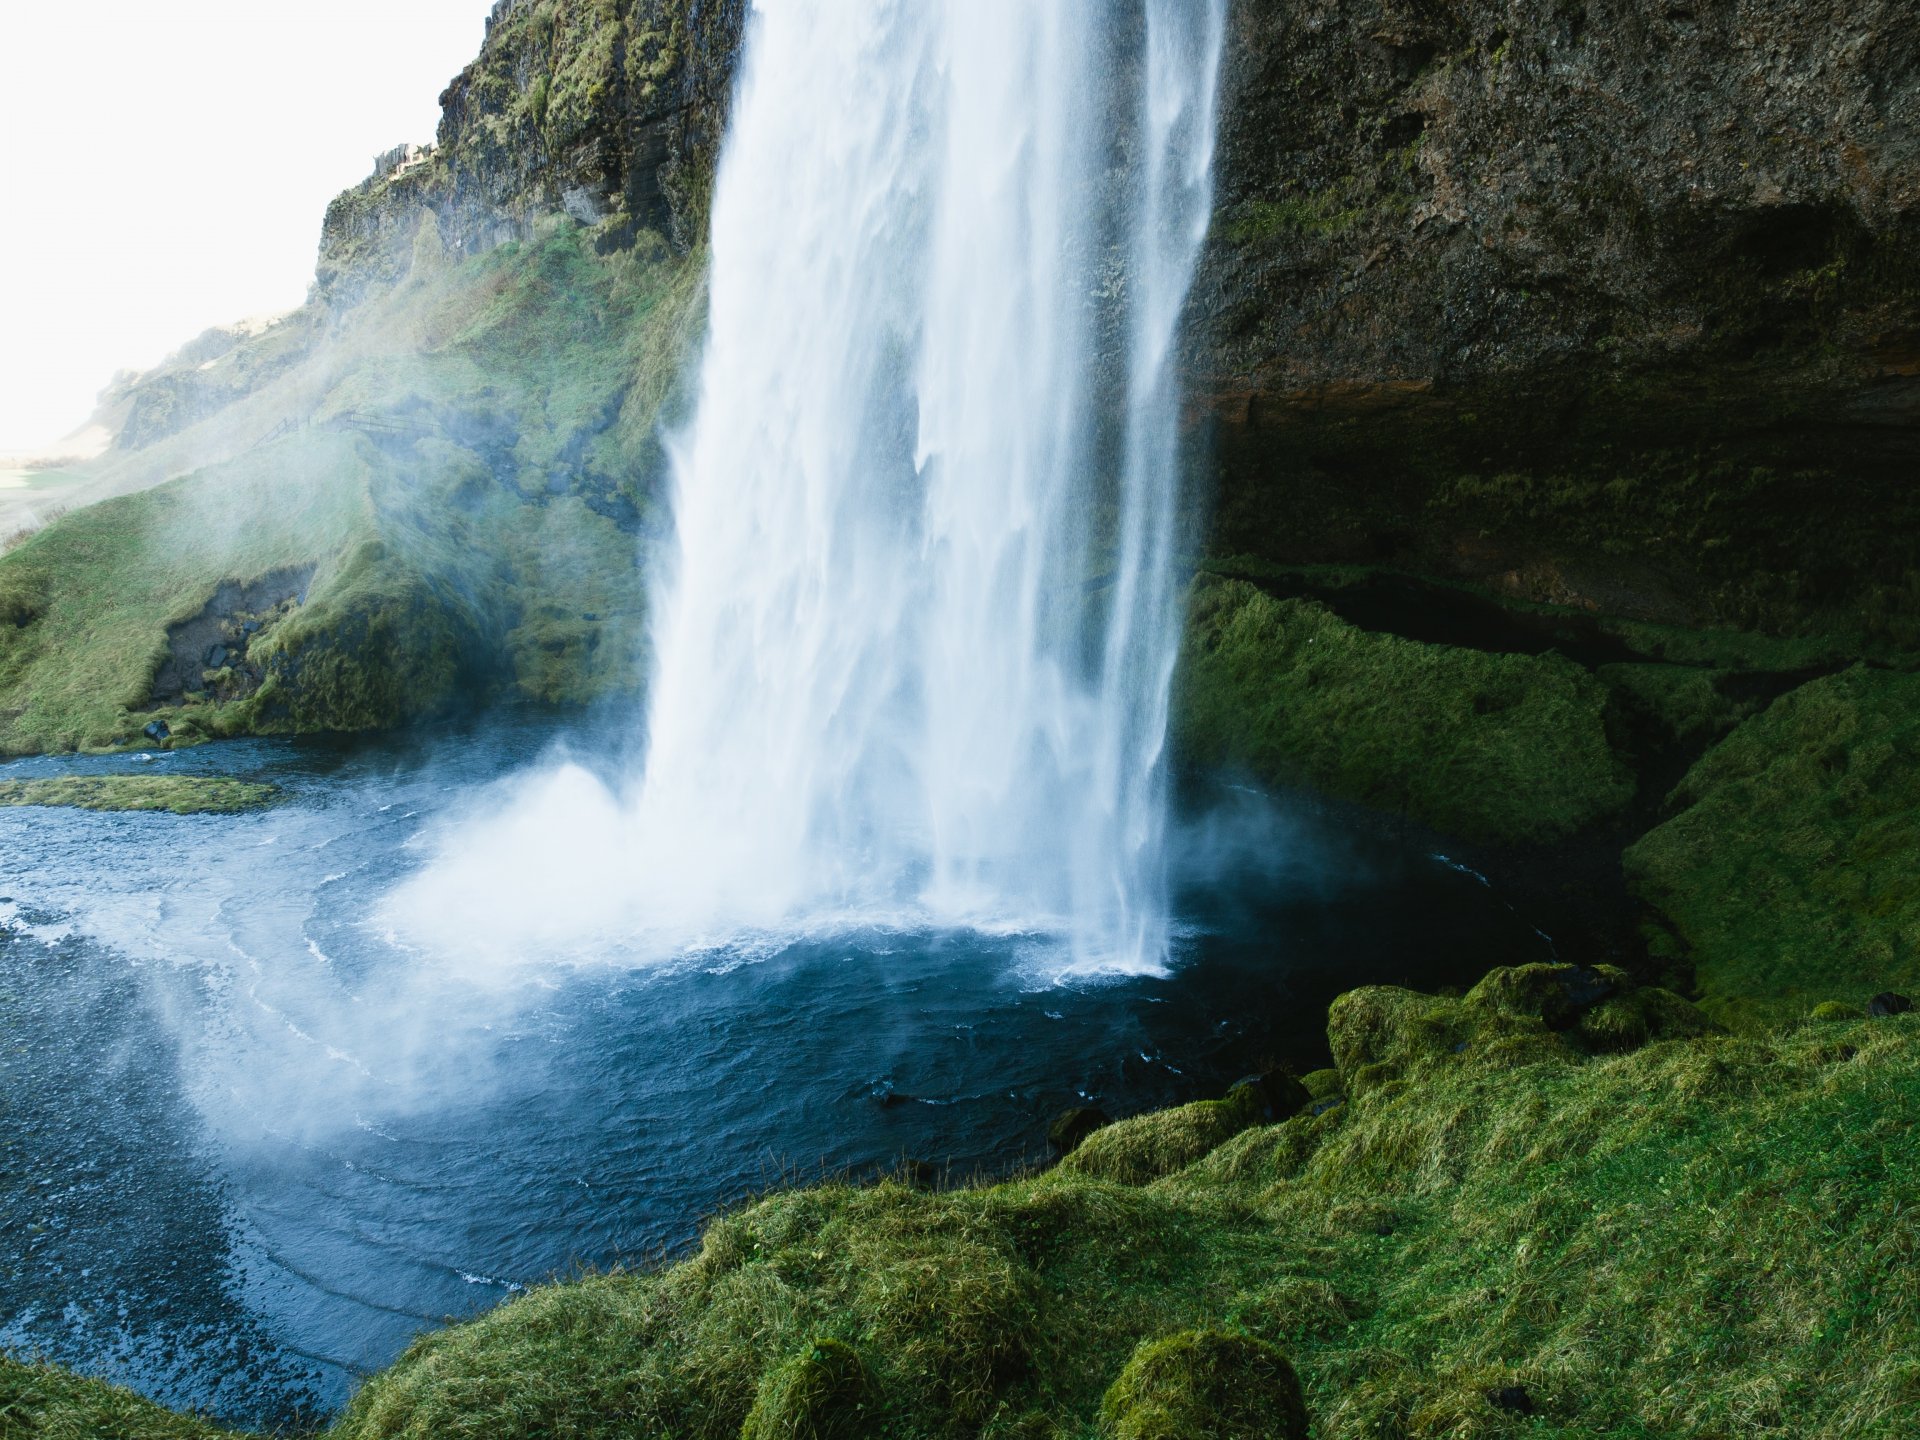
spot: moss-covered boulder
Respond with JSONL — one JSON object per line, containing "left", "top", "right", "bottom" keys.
{"left": 1062, "top": 1085, "right": 1270, "bottom": 1188}
{"left": 1099, "top": 1330, "right": 1308, "bottom": 1440}
{"left": 1174, "top": 578, "right": 1633, "bottom": 844}
{"left": 1327, "top": 963, "right": 1717, "bottom": 1091}
{"left": 1625, "top": 666, "right": 1920, "bottom": 1024}
{"left": 740, "top": 1339, "right": 876, "bottom": 1440}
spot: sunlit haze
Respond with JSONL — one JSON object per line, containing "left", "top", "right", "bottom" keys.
{"left": 0, "top": 1, "right": 497, "bottom": 456}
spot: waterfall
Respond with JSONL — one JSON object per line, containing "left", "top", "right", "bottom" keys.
{"left": 628, "top": 0, "right": 1227, "bottom": 971}
{"left": 384, "top": 0, "right": 1226, "bottom": 974}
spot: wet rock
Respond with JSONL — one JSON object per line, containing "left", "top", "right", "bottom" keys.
{"left": 142, "top": 720, "right": 171, "bottom": 743}
{"left": 1047, "top": 1106, "right": 1111, "bottom": 1155}
{"left": 1488, "top": 1384, "right": 1537, "bottom": 1415}
{"left": 150, "top": 567, "right": 313, "bottom": 708}
{"left": 1869, "top": 992, "right": 1914, "bottom": 1018}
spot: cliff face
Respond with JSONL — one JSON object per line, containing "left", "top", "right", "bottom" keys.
{"left": 307, "top": 0, "right": 1920, "bottom": 635}
{"left": 1190, "top": 0, "right": 1920, "bottom": 635}
{"left": 317, "top": 0, "right": 746, "bottom": 303}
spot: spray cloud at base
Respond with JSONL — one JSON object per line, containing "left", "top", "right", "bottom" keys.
{"left": 388, "top": 0, "right": 1228, "bottom": 975}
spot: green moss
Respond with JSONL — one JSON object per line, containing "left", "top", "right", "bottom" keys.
{"left": 1062, "top": 1086, "right": 1269, "bottom": 1187}
{"left": 1625, "top": 666, "right": 1920, "bottom": 1024}
{"left": 0, "top": 222, "right": 701, "bottom": 757}
{"left": 740, "top": 1339, "right": 876, "bottom": 1440}
{"left": 0, "top": 1357, "right": 237, "bottom": 1439}
{"left": 1596, "top": 661, "right": 1757, "bottom": 743}
{"left": 1810, "top": 1000, "right": 1866, "bottom": 1022}
{"left": 1224, "top": 192, "right": 1362, "bottom": 245}
{"left": 1099, "top": 1330, "right": 1308, "bottom": 1440}
{"left": 0, "top": 775, "right": 277, "bottom": 815}
{"left": 1174, "top": 578, "right": 1634, "bottom": 843}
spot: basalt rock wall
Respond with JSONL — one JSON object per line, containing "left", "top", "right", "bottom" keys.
{"left": 1189, "top": 0, "right": 1920, "bottom": 636}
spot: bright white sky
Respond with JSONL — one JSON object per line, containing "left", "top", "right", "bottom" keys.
{"left": 0, "top": 0, "right": 499, "bottom": 456}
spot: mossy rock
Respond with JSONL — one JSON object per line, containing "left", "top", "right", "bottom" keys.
{"left": 741, "top": 1339, "right": 876, "bottom": 1440}
{"left": 1062, "top": 1086, "right": 1269, "bottom": 1187}
{"left": 1099, "top": 1330, "right": 1308, "bottom": 1440}
{"left": 1329, "top": 964, "right": 1718, "bottom": 1085}
{"left": 1625, "top": 666, "right": 1920, "bottom": 1023}
{"left": 1174, "top": 578, "right": 1633, "bottom": 844}
{"left": 1048, "top": 1106, "right": 1112, "bottom": 1154}
{"left": 1300, "top": 1067, "right": 1341, "bottom": 1102}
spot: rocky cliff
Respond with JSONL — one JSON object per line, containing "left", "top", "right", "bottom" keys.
{"left": 1190, "top": 0, "right": 1920, "bottom": 637}
{"left": 311, "top": 0, "right": 1919, "bottom": 637}
{"left": 316, "top": 0, "right": 747, "bottom": 305}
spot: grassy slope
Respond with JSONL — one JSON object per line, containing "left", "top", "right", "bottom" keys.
{"left": 0, "top": 219, "right": 702, "bottom": 756}
{"left": 16, "top": 966, "right": 1913, "bottom": 1439}
{"left": 1175, "top": 577, "right": 1635, "bottom": 844}
{"left": 1626, "top": 666, "right": 1920, "bottom": 1024}
{"left": 0, "top": 1361, "right": 233, "bottom": 1440}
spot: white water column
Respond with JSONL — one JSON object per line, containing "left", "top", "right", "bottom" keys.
{"left": 630, "top": 0, "right": 1227, "bottom": 970}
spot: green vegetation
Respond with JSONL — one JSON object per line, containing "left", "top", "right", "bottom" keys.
{"left": 0, "top": 775, "right": 277, "bottom": 814}
{"left": 1595, "top": 661, "right": 1758, "bottom": 745}
{"left": 741, "top": 1339, "right": 878, "bottom": 1440}
{"left": 15, "top": 963, "right": 1915, "bottom": 1438}
{"left": 1099, "top": 1330, "right": 1307, "bottom": 1440}
{"left": 1626, "top": 666, "right": 1920, "bottom": 1024}
{"left": 1223, "top": 191, "right": 1363, "bottom": 245}
{"left": 0, "top": 218, "right": 701, "bottom": 756}
{"left": 1174, "top": 577, "right": 1634, "bottom": 843}
{"left": 1429, "top": 452, "right": 1920, "bottom": 648}
{"left": 0, "top": 1359, "right": 233, "bottom": 1440}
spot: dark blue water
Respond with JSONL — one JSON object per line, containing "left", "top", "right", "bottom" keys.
{"left": 0, "top": 718, "right": 1552, "bottom": 1426}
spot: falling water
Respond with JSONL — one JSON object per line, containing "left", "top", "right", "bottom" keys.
{"left": 628, "top": 0, "right": 1226, "bottom": 970}
{"left": 385, "top": 1, "right": 1226, "bottom": 970}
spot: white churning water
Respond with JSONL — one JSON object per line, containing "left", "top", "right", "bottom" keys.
{"left": 391, "top": 0, "right": 1226, "bottom": 974}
